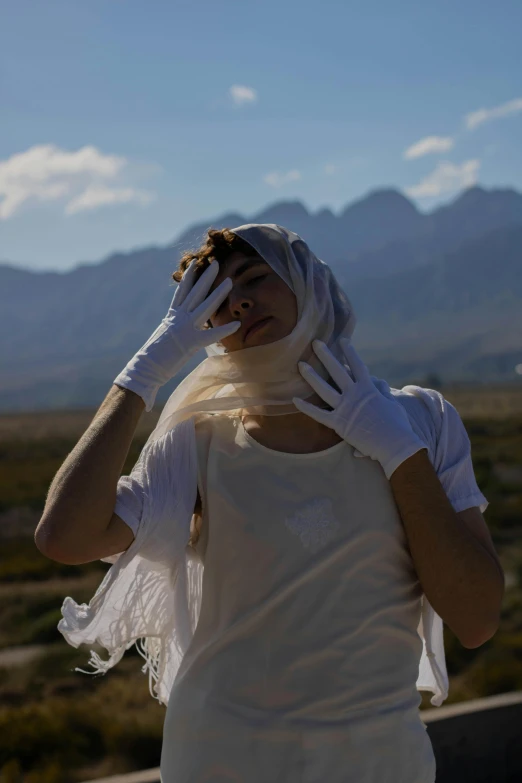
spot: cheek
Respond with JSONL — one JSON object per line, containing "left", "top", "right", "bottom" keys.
{"left": 271, "top": 283, "right": 298, "bottom": 326}
{"left": 208, "top": 305, "right": 227, "bottom": 328}
{"left": 288, "top": 291, "right": 298, "bottom": 324}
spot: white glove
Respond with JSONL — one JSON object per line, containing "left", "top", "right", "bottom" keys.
{"left": 113, "top": 259, "right": 241, "bottom": 411}
{"left": 292, "top": 337, "right": 427, "bottom": 479}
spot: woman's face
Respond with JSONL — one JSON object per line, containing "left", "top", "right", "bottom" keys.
{"left": 206, "top": 251, "right": 298, "bottom": 353}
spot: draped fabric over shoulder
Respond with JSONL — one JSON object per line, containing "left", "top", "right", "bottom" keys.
{"left": 55, "top": 223, "right": 485, "bottom": 709}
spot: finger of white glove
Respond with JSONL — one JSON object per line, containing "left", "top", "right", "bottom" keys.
{"left": 170, "top": 258, "right": 199, "bottom": 311}
{"left": 340, "top": 338, "right": 370, "bottom": 382}
{"left": 192, "top": 277, "right": 233, "bottom": 328}
{"left": 298, "top": 362, "right": 341, "bottom": 409}
{"left": 208, "top": 320, "right": 242, "bottom": 343}
{"left": 312, "top": 340, "right": 353, "bottom": 391}
{"left": 292, "top": 396, "right": 332, "bottom": 428}
{"left": 182, "top": 261, "right": 220, "bottom": 314}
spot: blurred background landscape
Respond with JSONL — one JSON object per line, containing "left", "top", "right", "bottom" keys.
{"left": 1, "top": 0, "right": 522, "bottom": 779}
{"left": 2, "top": 184, "right": 522, "bottom": 412}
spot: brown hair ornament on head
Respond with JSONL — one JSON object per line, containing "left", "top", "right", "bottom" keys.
{"left": 172, "top": 228, "right": 258, "bottom": 286}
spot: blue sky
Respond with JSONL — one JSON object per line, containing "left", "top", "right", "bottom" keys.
{"left": 1, "top": 0, "right": 521, "bottom": 271}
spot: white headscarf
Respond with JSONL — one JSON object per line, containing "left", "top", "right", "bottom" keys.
{"left": 147, "top": 223, "right": 356, "bottom": 445}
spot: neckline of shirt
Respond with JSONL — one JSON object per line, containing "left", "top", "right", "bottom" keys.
{"left": 236, "top": 417, "right": 349, "bottom": 459}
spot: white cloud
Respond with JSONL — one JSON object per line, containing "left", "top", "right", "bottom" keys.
{"left": 66, "top": 185, "right": 153, "bottom": 215}
{"left": 229, "top": 85, "right": 258, "bottom": 105}
{"left": 263, "top": 169, "right": 301, "bottom": 188}
{"left": 0, "top": 144, "right": 154, "bottom": 219}
{"left": 406, "top": 159, "right": 480, "bottom": 198}
{"left": 324, "top": 164, "right": 337, "bottom": 175}
{"left": 403, "top": 135, "right": 454, "bottom": 160}
{"left": 465, "top": 97, "right": 522, "bottom": 130}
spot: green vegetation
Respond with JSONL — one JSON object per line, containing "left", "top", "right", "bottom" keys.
{"left": 0, "top": 538, "right": 103, "bottom": 584}
{"left": 1, "top": 409, "right": 521, "bottom": 779}
{"left": 0, "top": 645, "right": 164, "bottom": 782}
{"left": 0, "top": 436, "right": 146, "bottom": 513}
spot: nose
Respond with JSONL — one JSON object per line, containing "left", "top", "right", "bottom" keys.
{"left": 228, "top": 287, "right": 254, "bottom": 318}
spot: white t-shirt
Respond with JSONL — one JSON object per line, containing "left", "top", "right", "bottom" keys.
{"left": 58, "top": 384, "right": 487, "bottom": 722}
{"left": 161, "top": 412, "right": 440, "bottom": 782}
{"left": 115, "top": 384, "right": 488, "bottom": 534}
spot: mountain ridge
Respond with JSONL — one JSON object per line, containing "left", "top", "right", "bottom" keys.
{"left": 2, "top": 184, "right": 522, "bottom": 411}
{"left": 5, "top": 183, "right": 521, "bottom": 278}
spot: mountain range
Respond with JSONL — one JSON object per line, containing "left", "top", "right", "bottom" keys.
{"left": 1, "top": 185, "right": 521, "bottom": 412}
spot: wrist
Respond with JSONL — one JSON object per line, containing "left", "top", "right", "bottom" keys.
{"left": 381, "top": 437, "right": 428, "bottom": 480}
{"left": 112, "top": 371, "right": 160, "bottom": 412}
{"left": 114, "top": 345, "right": 184, "bottom": 410}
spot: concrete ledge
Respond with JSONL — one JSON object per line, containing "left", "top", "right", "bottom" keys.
{"left": 422, "top": 689, "right": 522, "bottom": 722}
{"left": 81, "top": 769, "right": 160, "bottom": 783}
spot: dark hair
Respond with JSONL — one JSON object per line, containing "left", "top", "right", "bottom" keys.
{"left": 172, "top": 227, "right": 258, "bottom": 286}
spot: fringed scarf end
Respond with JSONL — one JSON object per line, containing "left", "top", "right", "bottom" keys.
{"left": 74, "top": 645, "right": 125, "bottom": 677}
{"left": 135, "top": 636, "right": 163, "bottom": 702}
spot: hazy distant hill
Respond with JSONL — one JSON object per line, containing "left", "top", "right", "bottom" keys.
{"left": 1, "top": 185, "right": 522, "bottom": 411}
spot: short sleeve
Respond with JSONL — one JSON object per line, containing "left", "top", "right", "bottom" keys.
{"left": 401, "top": 385, "right": 488, "bottom": 514}
{"left": 98, "top": 443, "right": 154, "bottom": 564}
{"left": 113, "top": 448, "right": 151, "bottom": 536}
{"left": 100, "top": 418, "right": 200, "bottom": 565}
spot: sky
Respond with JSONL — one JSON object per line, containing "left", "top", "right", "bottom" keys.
{"left": 1, "top": 0, "right": 521, "bottom": 272}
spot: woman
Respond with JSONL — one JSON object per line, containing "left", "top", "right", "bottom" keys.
{"left": 43, "top": 224, "right": 499, "bottom": 782}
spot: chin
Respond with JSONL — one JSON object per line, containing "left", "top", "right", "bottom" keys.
{"left": 245, "top": 329, "right": 285, "bottom": 348}
{"left": 224, "top": 321, "right": 291, "bottom": 352}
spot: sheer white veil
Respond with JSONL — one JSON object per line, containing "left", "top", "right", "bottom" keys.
{"left": 147, "top": 223, "right": 356, "bottom": 445}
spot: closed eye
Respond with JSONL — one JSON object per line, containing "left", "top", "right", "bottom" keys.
{"left": 246, "top": 274, "right": 268, "bottom": 286}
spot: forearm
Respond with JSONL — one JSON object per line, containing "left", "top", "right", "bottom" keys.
{"left": 35, "top": 384, "right": 145, "bottom": 555}
{"left": 389, "top": 450, "right": 504, "bottom": 648}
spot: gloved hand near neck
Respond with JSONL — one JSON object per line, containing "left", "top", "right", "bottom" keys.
{"left": 113, "top": 259, "right": 240, "bottom": 412}
{"left": 292, "top": 338, "right": 427, "bottom": 479}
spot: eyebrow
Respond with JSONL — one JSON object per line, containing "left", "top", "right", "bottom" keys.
{"left": 228, "top": 257, "right": 267, "bottom": 280}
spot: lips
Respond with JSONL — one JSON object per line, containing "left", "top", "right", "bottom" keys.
{"left": 244, "top": 316, "right": 272, "bottom": 341}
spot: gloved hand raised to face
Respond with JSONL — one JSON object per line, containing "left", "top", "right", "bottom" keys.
{"left": 292, "top": 338, "right": 427, "bottom": 479}
{"left": 113, "top": 259, "right": 240, "bottom": 412}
